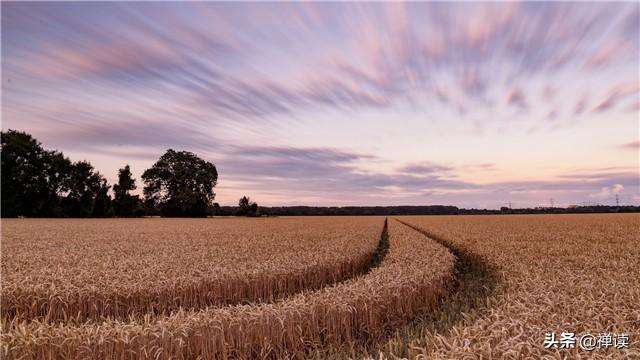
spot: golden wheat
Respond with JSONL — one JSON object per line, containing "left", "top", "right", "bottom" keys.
{"left": 1, "top": 218, "right": 455, "bottom": 359}
{"left": 384, "top": 214, "right": 640, "bottom": 359}
{"left": 2, "top": 217, "right": 383, "bottom": 323}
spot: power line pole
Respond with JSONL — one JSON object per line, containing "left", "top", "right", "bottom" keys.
{"left": 616, "top": 194, "right": 619, "bottom": 207}
{"left": 550, "top": 198, "right": 554, "bottom": 208}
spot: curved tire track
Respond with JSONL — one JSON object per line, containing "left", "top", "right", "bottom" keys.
{"left": 387, "top": 218, "right": 500, "bottom": 358}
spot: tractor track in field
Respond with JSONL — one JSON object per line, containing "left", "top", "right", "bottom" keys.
{"left": 381, "top": 218, "right": 501, "bottom": 357}
{"left": 2, "top": 218, "right": 389, "bottom": 325}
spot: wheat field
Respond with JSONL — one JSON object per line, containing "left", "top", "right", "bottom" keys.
{"left": 2, "top": 214, "right": 638, "bottom": 359}
{"left": 1, "top": 217, "right": 456, "bottom": 359}
{"left": 381, "top": 214, "right": 640, "bottom": 359}
{"left": 2, "top": 217, "right": 383, "bottom": 323}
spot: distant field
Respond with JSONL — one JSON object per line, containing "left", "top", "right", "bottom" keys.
{"left": 1, "top": 214, "right": 638, "bottom": 359}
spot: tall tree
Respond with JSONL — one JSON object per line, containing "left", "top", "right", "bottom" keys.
{"left": 112, "top": 165, "right": 139, "bottom": 217}
{"left": 142, "top": 149, "right": 218, "bottom": 217}
{"left": 41, "top": 151, "right": 73, "bottom": 216}
{"left": 61, "top": 161, "right": 110, "bottom": 217}
{"left": 1, "top": 130, "right": 71, "bottom": 217}
{"left": 238, "top": 196, "right": 259, "bottom": 217}
{"left": 2, "top": 129, "right": 114, "bottom": 218}
{"left": 91, "top": 178, "right": 113, "bottom": 217}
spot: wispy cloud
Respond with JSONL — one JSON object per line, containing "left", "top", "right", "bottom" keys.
{"left": 2, "top": 2, "right": 638, "bottom": 207}
{"left": 618, "top": 140, "right": 640, "bottom": 150}
{"left": 396, "top": 162, "right": 454, "bottom": 175}
{"left": 506, "top": 86, "right": 528, "bottom": 110}
{"left": 573, "top": 94, "right": 589, "bottom": 116}
{"left": 593, "top": 81, "right": 640, "bottom": 113}
{"left": 4, "top": 2, "right": 637, "bottom": 120}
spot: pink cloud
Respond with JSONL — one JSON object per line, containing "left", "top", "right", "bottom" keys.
{"left": 462, "top": 3, "right": 519, "bottom": 49}
{"left": 475, "top": 163, "right": 497, "bottom": 170}
{"left": 618, "top": 140, "right": 640, "bottom": 150}
{"left": 506, "top": 86, "right": 527, "bottom": 109}
{"left": 465, "top": 16, "right": 494, "bottom": 48}
{"left": 25, "top": 33, "right": 182, "bottom": 79}
{"left": 384, "top": 2, "right": 410, "bottom": 40}
{"left": 573, "top": 94, "right": 589, "bottom": 116}
{"left": 593, "top": 97, "right": 616, "bottom": 113}
{"left": 585, "top": 40, "right": 627, "bottom": 68}
{"left": 626, "top": 100, "right": 640, "bottom": 112}
{"left": 610, "top": 81, "right": 640, "bottom": 97}
{"left": 355, "top": 18, "right": 387, "bottom": 82}
{"left": 433, "top": 86, "right": 449, "bottom": 104}
{"left": 541, "top": 84, "right": 556, "bottom": 102}
{"left": 459, "top": 68, "right": 485, "bottom": 96}
{"left": 593, "top": 81, "right": 640, "bottom": 113}
{"left": 424, "top": 28, "right": 447, "bottom": 58}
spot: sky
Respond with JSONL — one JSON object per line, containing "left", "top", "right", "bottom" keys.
{"left": 2, "top": 2, "right": 639, "bottom": 208}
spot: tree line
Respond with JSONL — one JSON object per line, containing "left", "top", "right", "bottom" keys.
{"left": 0, "top": 130, "right": 258, "bottom": 218}
{"left": 3, "top": 130, "right": 637, "bottom": 218}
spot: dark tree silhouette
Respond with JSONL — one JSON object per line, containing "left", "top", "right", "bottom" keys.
{"left": 238, "top": 196, "right": 250, "bottom": 211}
{"left": 1, "top": 130, "right": 111, "bottom": 217}
{"left": 112, "top": 165, "right": 140, "bottom": 217}
{"left": 91, "top": 178, "right": 113, "bottom": 217}
{"left": 208, "top": 202, "right": 221, "bottom": 216}
{"left": 250, "top": 202, "right": 259, "bottom": 216}
{"left": 42, "top": 151, "right": 74, "bottom": 216}
{"left": 1, "top": 130, "right": 71, "bottom": 217}
{"left": 142, "top": 149, "right": 218, "bottom": 217}
{"left": 238, "top": 196, "right": 259, "bottom": 217}
{"left": 61, "top": 160, "right": 110, "bottom": 217}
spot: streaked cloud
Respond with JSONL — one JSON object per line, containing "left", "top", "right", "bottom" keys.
{"left": 618, "top": 140, "right": 640, "bottom": 150}
{"left": 506, "top": 87, "right": 528, "bottom": 110}
{"left": 396, "top": 162, "right": 454, "bottom": 175}
{"left": 593, "top": 81, "right": 640, "bottom": 113}
{"left": 2, "top": 2, "right": 638, "bottom": 207}
{"left": 573, "top": 94, "right": 590, "bottom": 116}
